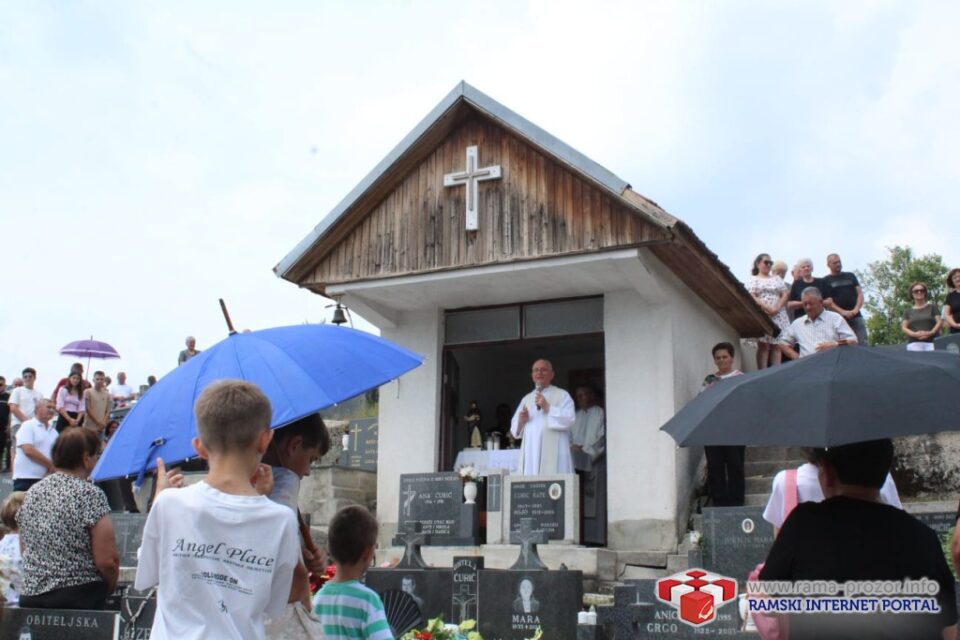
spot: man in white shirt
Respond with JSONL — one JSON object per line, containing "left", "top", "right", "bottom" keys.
{"left": 510, "top": 359, "right": 575, "bottom": 475}
{"left": 571, "top": 385, "right": 606, "bottom": 545}
{"left": 110, "top": 371, "right": 136, "bottom": 406}
{"left": 9, "top": 367, "right": 44, "bottom": 446}
{"left": 13, "top": 399, "right": 57, "bottom": 491}
{"left": 779, "top": 287, "right": 857, "bottom": 359}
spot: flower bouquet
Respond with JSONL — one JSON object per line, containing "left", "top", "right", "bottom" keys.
{"left": 456, "top": 465, "right": 479, "bottom": 483}
{"left": 401, "top": 617, "right": 482, "bottom": 640}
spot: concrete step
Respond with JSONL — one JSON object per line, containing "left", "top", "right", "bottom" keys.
{"left": 745, "top": 446, "right": 807, "bottom": 462}
{"left": 616, "top": 550, "right": 669, "bottom": 568}
{"left": 746, "top": 460, "right": 806, "bottom": 477}
{"left": 620, "top": 565, "right": 671, "bottom": 580}
{"left": 745, "top": 493, "right": 769, "bottom": 507}
{"left": 746, "top": 475, "right": 775, "bottom": 494}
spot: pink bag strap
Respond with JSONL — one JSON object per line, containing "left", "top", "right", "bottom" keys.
{"left": 783, "top": 468, "right": 799, "bottom": 520}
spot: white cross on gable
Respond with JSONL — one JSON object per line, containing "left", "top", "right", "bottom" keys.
{"left": 443, "top": 145, "right": 502, "bottom": 231}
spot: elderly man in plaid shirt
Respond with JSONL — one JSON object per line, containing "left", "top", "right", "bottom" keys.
{"left": 779, "top": 287, "right": 858, "bottom": 359}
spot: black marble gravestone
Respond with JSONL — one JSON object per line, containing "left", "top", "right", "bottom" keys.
{"left": 112, "top": 513, "right": 148, "bottom": 567}
{"left": 395, "top": 522, "right": 430, "bottom": 569}
{"left": 339, "top": 417, "right": 378, "bottom": 471}
{"left": 364, "top": 568, "right": 454, "bottom": 623}
{"left": 914, "top": 510, "right": 960, "bottom": 614}
{"left": 0, "top": 473, "right": 13, "bottom": 503}
{"left": 595, "top": 579, "right": 749, "bottom": 639}
{"left": 119, "top": 585, "right": 157, "bottom": 640}
{"left": 396, "top": 473, "right": 478, "bottom": 545}
{"left": 0, "top": 608, "right": 120, "bottom": 640}
{"left": 509, "top": 518, "right": 548, "bottom": 571}
{"left": 509, "top": 478, "right": 566, "bottom": 541}
{"left": 694, "top": 506, "right": 773, "bottom": 584}
{"left": 477, "top": 569, "right": 582, "bottom": 640}
{"left": 451, "top": 556, "right": 483, "bottom": 624}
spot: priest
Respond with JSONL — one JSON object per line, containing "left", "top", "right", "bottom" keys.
{"left": 510, "top": 359, "right": 575, "bottom": 475}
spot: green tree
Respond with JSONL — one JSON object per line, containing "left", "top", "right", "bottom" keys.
{"left": 856, "top": 246, "right": 949, "bottom": 345}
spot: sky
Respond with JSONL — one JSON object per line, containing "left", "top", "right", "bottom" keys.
{"left": 2, "top": 0, "right": 959, "bottom": 391}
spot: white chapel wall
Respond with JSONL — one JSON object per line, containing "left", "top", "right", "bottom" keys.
{"left": 377, "top": 307, "right": 444, "bottom": 543}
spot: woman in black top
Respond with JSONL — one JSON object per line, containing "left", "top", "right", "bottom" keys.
{"left": 943, "top": 268, "right": 960, "bottom": 335}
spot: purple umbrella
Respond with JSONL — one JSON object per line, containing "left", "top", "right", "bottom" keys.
{"left": 60, "top": 338, "right": 121, "bottom": 360}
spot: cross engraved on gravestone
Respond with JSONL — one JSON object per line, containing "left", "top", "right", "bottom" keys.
{"left": 452, "top": 583, "right": 477, "bottom": 622}
{"left": 595, "top": 583, "right": 656, "bottom": 639}
{"left": 396, "top": 523, "right": 430, "bottom": 569}
{"left": 350, "top": 424, "right": 362, "bottom": 451}
{"left": 509, "top": 518, "right": 548, "bottom": 571}
{"left": 443, "top": 145, "right": 502, "bottom": 231}
{"left": 402, "top": 486, "right": 417, "bottom": 519}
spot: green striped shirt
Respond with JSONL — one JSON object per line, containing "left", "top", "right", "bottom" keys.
{"left": 313, "top": 580, "right": 394, "bottom": 640}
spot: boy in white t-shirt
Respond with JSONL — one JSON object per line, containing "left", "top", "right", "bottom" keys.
{"left": 135, "top": 380, "right": 301, "bottom": 640}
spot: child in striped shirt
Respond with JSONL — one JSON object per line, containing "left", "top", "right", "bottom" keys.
{"left": 313, "top": 505, "right": 394, "bottom": 640}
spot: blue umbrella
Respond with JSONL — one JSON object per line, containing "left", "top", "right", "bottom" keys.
{"left": 92, "top": 324, "right": 424, "bottom": 482}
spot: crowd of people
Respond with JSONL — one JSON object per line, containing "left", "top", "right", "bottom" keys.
{"left": 746, "top": 254, "right": 960, "bottom": 367}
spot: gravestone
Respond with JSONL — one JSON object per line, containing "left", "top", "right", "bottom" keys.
{"left": 396, "top": 472, "right": 478, "bottom": 545}
{"left": 595, "top": 580, "right": 749, "bottom": 639}
{"left": 504, "top": 474, "right": 579, "bottom": 544}
{"left": 395, "top": 523, "right": 429, "bottom": 569}
{"left": 0, "top": 474, "right": 13, "bottom": 502}
{"left": 0, "top": 608, "right": 120, "bottom": 640}
{"left": 477, "top": 569, "right": 582, "bottom": 640}
{"left": 509, "top": 518, "right": 548, "bottom": 571}
{"left": 119, "top": 586, "right": 157, "bottom": 639}
{"left": 451, "top": 556, "right": 483, "bottom": 623}
{"left": 364, "top": 568, "right": 454, "bottom": 623}
{"left": 914, "top": 510, "right": 960, "bottom": 613}
{"left": 485, "top": 470, "right": 507, "bottom": 544}
{"left": 695, "top": 506, "right": 773, "bottom": 583}
{"left": 112, "top": 513, "right": 148, "bottom": 566}
{"left": 339, "top": 417, "right": 378, "bottom": 471}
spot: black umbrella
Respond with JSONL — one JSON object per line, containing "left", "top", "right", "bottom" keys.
{"left": 661, "top": 347, "right": 960, "bottom": 447}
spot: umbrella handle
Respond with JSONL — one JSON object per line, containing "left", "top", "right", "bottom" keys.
{"left": 219, "top": 299, "right": 238, "bottom": 336}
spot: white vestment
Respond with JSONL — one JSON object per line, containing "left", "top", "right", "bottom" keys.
{"left": 510, "top": 385, "right": 575, "bottom": 475}
{"left": 571, "top": 406, "right": 605, "bottom": 466}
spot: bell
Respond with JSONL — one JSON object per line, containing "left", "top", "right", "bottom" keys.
{"left": 331, "top": 304, "right": 348, "bottom": 326}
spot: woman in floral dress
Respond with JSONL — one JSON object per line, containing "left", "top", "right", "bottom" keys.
{"left": 747, "top": 253, "right": 790, "bottom": 369}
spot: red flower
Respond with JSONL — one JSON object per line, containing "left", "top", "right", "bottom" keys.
{"left": 414, "top": 632, "right": 432, "bottom": 640}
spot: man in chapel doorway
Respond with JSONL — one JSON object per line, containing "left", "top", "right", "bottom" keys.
{"left": 510, "top": 359, "right": 575, "bottom": 475}
{"left": 571, "top": 385, "right": 607, "bottom": 545}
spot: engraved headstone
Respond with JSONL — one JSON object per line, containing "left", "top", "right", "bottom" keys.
{"left": 396, "top": 473, "right": 478, "bottom": 545}
{"left": 112, "top": 513, "right": 148, "bottom": 567}
{"left": 596, "top": 579, "right": 748, "bottom": 639}
{"left": 0, "top": 608, "right": 121, "bottom": 640}
{"left": 338, "top": 417, "right": 378, "bottom": 471}
{"left": 0, "top": 474, "right": 13, "bottom": 502}
{"left": 395, "top": 522, "right": 429, "bottom": 569}
{"left": 509, "top": 518, "right": 548, "bottom": 571}
{"left": 451, "top": 556, "right": 483, "bottom": 623}
{"left": 505, "top": 475, "right": 579, "bottom": 544}
{"left": 364, "top": 569, "right": 454, "bottom": 623}
{"left": 477, "top": 569, "right": 582, "bottom": 640}
{"left": 119, "top": 586, "right": 158, "bottom": 640}
{"left": 696, "top": 506, "right": 773, "bottom": 584}
{"left": 485, "top": 470, "right": 507, "bottom": 544}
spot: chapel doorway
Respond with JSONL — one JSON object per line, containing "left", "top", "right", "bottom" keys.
{"left": 438, "top": 296, "right": 607, "bottom": 544}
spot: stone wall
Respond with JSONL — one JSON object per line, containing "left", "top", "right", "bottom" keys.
{"left": 893, "top": 433, "right": 960, "bottom": 497}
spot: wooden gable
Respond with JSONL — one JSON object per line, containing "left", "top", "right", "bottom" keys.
{"left": 278, "top": 82, "right": 774, "bottom": 337}
{"left": 301, "top": 111, "right": 672, "bottom": 290}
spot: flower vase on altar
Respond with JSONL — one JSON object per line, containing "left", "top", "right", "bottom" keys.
{"left": 463, "top": 480, "right": 478, "bottom": 504}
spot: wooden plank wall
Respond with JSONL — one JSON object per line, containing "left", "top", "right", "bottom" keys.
{"left": 307, "top": 115, "right": 670, "bottom": 286}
